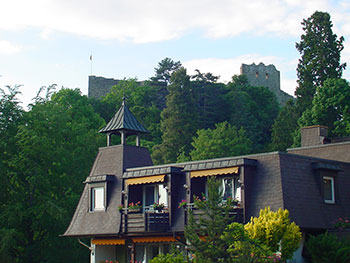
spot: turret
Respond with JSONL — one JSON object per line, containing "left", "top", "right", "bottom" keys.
{"left": 99, "top": 98, "right": 149, "bottom": 146}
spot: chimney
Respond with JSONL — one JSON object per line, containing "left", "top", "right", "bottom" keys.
{"left": 301, "top": 125, "right": 328, "bottom": 147}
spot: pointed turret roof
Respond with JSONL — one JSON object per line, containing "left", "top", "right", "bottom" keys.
{"left": 99, "top": 99, "right": 148, "bottom": 135}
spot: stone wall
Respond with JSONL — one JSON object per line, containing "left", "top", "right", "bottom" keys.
{"left": 240, "top": 62, "right": 294, "bottom": 105}
{"left": 88, "top": 75, "right": 120, "bottom": 99}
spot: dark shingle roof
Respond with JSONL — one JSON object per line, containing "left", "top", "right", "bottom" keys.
{"left": 63, "top": 145, "right": 152, "bottom": 237}
{"left": 99, "top": 100, "right": 148, "bottom": 134}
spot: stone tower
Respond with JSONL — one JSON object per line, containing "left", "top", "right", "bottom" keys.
{"left": 240, "top": 62, "right": 293, "bottom": 105}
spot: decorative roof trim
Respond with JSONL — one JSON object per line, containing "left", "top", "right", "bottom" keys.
{"left": 84, "top": 174, "right": 115, "bottom": 183}
{"left": 311, "top": 162, "right": 342, "bottom": 171}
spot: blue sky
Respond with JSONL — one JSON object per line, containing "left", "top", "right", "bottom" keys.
{"left": 0, "top": 0, "right": 349, "bottom": 107}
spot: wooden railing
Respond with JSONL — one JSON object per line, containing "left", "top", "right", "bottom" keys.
{"left": 122, "top": 211, "right": 170, "bottom": 233}
{"left": 185, "top": 204, "right": 243, "bottom": 224}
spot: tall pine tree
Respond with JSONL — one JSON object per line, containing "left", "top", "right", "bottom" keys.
{"left": 152, "top": 67, "right": 197, "bottom": 164}
{"left": 295, "top": 11, "right": 346, "bottom": 113}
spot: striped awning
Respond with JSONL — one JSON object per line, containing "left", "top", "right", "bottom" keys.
{"left": 92, "top": 238, "right": 125, "bottom": 245}
{"left": 125, "top": 175, "right": 165, "bottom": 185}
{"left": 132, "top": 236, "right": 179, "bottom": 243}
{"left": 190, "top": 166, "right": 239, "bottom": 178}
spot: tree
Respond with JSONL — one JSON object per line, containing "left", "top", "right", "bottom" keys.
{"left": 297, "top": 78, "right": 350, "bottom": 138}
{"left": 0, "top": 85, "right": 24, "bottom": 263}
{"left": 101, "top": 78, "right": 162, "bottom": 149}
{"left": 222, "top": 223, "right": 275, "bottom": 263}
{"left": 184, "top": 178, "right": 295, "bottom": 263}
{"left": 191, "top": 70, "right": 229, "bottom": 130}
{"left": 0, "top": 87, "right": 104, "bottom": 263}
{"left": 225, "top": 75, "right": 279, "bottom": 152}
{"left": 184, "top": 177, "right": 239, "bottom": 263}
{"left": 305, "top": 232, "right": 350, "bottom": 263}
{"left": 295, "top": 11, "right": 346, "bottom": 113}
{"left": 270, "top": 99, "right": 299, "bottom": 151}
{"left": 188, "top": 122, "right": 252, "bottom": 161}
{"left": 151, "top": 57, "right": 182, "bottom": 85}
{"left": 244, "top": 207, "right": 302, "bottom": 261}
{"left": 151, "top": 249, "right": 188, "bottom": 263}
{"left": 152, "top": 67, "right": 198, "bottom": 164}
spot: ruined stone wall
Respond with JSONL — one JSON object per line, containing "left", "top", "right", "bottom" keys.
{"left": 88, "top": 63, "right": 294, "bottom": 106}
{"left": 88, "top": 75, "right": 120, "bottom": 99}
{"left": 240, "top": 63, "right": 294, "bottom": 105}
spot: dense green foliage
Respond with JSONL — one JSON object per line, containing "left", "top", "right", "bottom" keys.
{"left": 298, "top": 78, "right": 350, "bottom": 138}
{"left": 305, "top": 232, "right": 350, "bottom": 263}
{"left": 0, "top": 87, "right": 104, "bottom": 263}
{"left": 187, "top": 122, "right": 252, "bottom": 161}
{"left": 270, "top": 100, "right": 299, "bottom": 151}
{"left": 226, "top": 75, "right": 279, "bottom": 152}
{"left": 295, "top": 11, "right": 346, "bottom": 114}
{"left": 152, "top": 67, "right": 198, "bottom": 164}
{"left": 150, "top": 249, "right": 188, "bottom": 263}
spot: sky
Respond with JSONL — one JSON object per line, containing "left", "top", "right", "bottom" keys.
{"left": 0, "top": 0, "right": 350, "bottom": 107}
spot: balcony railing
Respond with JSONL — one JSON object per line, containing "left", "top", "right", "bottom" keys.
{"left": 185, "top": 203, "right": 243, "bottom": 224}
{"left": 121, "top": 210, "right": 170, "bottom": 233}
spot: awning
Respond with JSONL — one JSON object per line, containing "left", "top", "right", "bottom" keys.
{"left": 92, "top": 238, "right": 125, "bottom": 245}
{"left": 132, "top": 236, "right": 179, "bottom": 243}
{"left": 125, "top": 175, "right": 165, "bottom": 185}
{"left": 190, "top": 166, "right": 239, "bottom": 178}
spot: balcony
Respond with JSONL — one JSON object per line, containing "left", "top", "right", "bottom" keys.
{"left": 185, "top": 203, "right": 244, "bottom": 224}
{"left": 121, "top": 210, "right": 170, "bottom": 233}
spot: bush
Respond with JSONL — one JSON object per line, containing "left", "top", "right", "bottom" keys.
{"left": 306, "top": 232, "right": 350, "bottom": 263}
{"left": 244, "top": 207, "right": 301, "bottom": 261}
{"left": 150, "top": 249, "right": 188, "bottom": 263}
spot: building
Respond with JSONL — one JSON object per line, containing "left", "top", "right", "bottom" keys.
{"left": 63, "top": 102, "right": 350, "bottom": 263}
{"left": 240, "top": 62, "right": 294, "bottom": 105}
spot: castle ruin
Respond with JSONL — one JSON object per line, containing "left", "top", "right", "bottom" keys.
{"left": 88, "top": 62, "right": 294, "bottom": 105}
{"left": 240, "top": 62, "right": 294, "bottom": 105}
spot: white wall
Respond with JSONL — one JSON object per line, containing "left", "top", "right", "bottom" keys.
{"left": 289, "top": 232, "right": 306, "bottom": 263}
{"left": 94, "top": 245, "right": 116, "bottom": 263}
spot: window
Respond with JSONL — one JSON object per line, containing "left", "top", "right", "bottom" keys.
{"left": 219, "top": 177, "right": 241, "bottom": 202}
{"left": 91, "top": 186, "right": 105, "bottom": 211}
{"left": 323, "top": 176, "right": 335, "bottom": 204}
{"left": 135, "top": 243, "right": 180, "bottom": 263}
{"left": 143, "top": 184, "right": 168, "bottom": 211}
{"left": 266, "top": 73, "right": 269, "bottom": 79}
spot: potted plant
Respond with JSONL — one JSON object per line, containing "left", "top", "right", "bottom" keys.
{"left": 128, "top": 201, "right": 141, "bottom": 212}
{"left": 152, "top": 203, "right": 165, "bottom": 212}
{"left": 178, "top": 199, "right": 187, "bottom": 209}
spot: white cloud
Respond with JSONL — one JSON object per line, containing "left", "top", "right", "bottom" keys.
{"left": 183, "top": 55, "right": 296, "bottom": 96}
{"left": 0, "top": 0, "right": 344, "bottom": 43}
{"left": 0, "top": 40, "right": 21, "bottom": 55}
